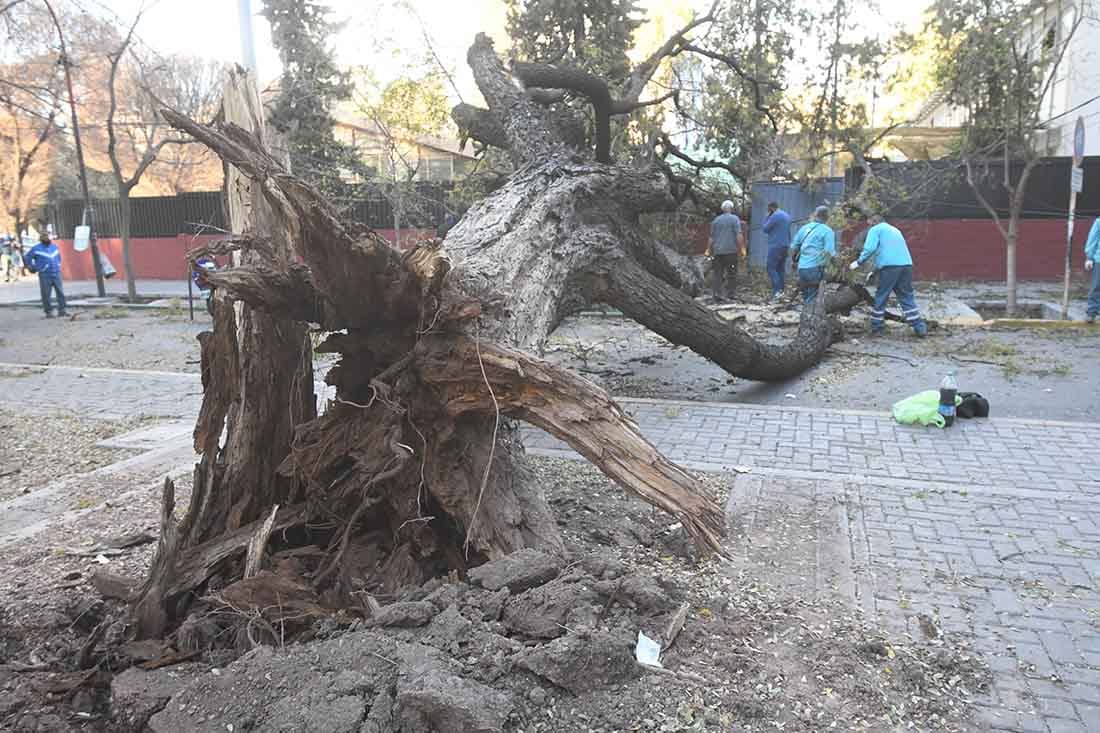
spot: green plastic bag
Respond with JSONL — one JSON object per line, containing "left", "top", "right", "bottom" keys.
{"left": 892, "top": 390, "right": 962, "bottom": 428}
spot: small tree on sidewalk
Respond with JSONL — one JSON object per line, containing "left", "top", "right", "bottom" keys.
{"left": 929, "top": 0, "right": 1082, "bottom": 315}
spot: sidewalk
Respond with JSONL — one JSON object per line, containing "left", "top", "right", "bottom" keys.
{"left": 0, "top": 278, "right": 192, "bottom": 305}
{"left": 525, "top": 400, "right": 1100, "bottom": 732}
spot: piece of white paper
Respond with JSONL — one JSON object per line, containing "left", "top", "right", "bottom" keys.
{"left": 635, "top": 630, "right": 662, "bottom": 668}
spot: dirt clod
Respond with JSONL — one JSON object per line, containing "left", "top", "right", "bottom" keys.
{"left": 368, "top": 601, "right": 438, "bottom": 628}
{"left": 514, "top": 629, "right": 638, "bottom": 693}
{"left": 394, "top": 659, "right": 513, "bottom": 732}
{"left": 467, "top": 548, "right": 562, "bottom": 593}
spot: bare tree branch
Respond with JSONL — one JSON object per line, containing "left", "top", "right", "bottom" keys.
{"left": 619, "top": 0, "right": 719, "bottom": 106}
{"left": 675, "top": 43, "right": 780, "bottom": 132}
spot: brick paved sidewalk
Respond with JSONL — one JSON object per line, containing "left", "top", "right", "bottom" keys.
{"left": 525, "top": 399, "right": 1100, "bottom": 732}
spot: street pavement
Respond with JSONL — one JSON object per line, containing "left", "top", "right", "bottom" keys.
{"left": 1, "top": 364, "right": 1097, "bottom": 731}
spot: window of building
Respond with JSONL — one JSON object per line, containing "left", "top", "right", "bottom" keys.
{"left": 426, "top": 157, "right": 453, "bottom": 182}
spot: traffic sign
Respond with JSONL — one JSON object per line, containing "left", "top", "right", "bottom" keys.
{"left": 1071, "top": 166, "right": 1084, "bottom": 193}
{"left": 1073, "top": 116, "right": 1085, "bottom": 167}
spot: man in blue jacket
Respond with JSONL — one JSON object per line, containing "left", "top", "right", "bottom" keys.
{"left": 850, "top": 214, "right": 926, "bottom": 336}
{"left": 25, "top": 233, "right": 67, "bottom": 318}
{"left": 790, "top": 206, "right": 836, "bottom": 304}
{"left": 762, "top": 201, "right": 792, "bottom": 299}
{"left": 1085, "top": 216, "right": 1100, "bottom": 323}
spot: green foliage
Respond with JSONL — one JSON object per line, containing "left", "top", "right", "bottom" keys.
{"left": 684, "top": 0, "right": 884, "bottom": 185}
{"left": 506, "top": 0, "right": 642, "bottom": 81}
{"left": 687, "top": 0, "right": 810, "bottom": 183}
{"left": 927, "top": 0, "right": 1058, "bottom": 158}
{"left": 262, "top": 0, "right": 365, "bottom": 198}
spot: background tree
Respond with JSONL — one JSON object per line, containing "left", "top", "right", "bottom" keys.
{"left": 354, "top": 66, "right": 452, "bottom": 244}
{"left": 100, "top": 9, "right": 220, "bottom": 301}
{"left": 506, "top": 0, "right": 642, "bottom": 80}
{"left": 0, "top": 0, "right": 63, "bottom": 235}
{"left": 929, "top": 0, "right": 1082, "bottom": 314}
{"left": 262, "top": 0, "right": 364, "bottom": 199}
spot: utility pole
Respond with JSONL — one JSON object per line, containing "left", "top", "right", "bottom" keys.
{"left": 238, "top": 0, "right": 258, "bottom": 73}
{"left": 43, "top": 0, "right": 106, "bottom": 296}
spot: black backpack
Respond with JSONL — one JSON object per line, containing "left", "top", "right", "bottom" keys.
{"left": 957, "top": 392, "right": 989, "bottom": 419}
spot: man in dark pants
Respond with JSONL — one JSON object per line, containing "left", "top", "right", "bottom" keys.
{"left": 762, "top": 201, "right": 792, "bottom": 300}
{"left": 1085, "top": 215, "right": 1099, "bottom": 323}
{"left": 25, "top": 233, "right": 67, "bottom": 318}
{"left": 850, "top": 214, "right": 927, "bottom": 336}
{"left": 707, "top": 199, "right": 743, "bottom": 302}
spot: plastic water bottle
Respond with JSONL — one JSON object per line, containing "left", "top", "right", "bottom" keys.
{"left": 938, "top": 371, "right": 958, "bottom": 427}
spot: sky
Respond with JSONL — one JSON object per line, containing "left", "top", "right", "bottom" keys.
{"left": 98, "top": 0, "right": 931, "bottom": 106}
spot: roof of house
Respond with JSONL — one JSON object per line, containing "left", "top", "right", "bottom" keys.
{"left": 332, "top": 115, "right": 477, "bottom": 159}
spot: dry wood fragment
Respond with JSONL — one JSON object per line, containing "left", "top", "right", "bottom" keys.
{"left": 244, "top": 504, "right": 279, "bottom": 579}
{"left": 663, "top": 601, "right": 691, "bottom": 648}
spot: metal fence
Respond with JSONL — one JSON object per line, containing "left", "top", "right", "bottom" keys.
{"left": 844, "top": 156, "right": 1100, "bottom": 220}
{"left": 49, "top": 182, "right": 454, "bottom": 239}
{"left": 50, "top": 192, "right": 228, "bottom": 238}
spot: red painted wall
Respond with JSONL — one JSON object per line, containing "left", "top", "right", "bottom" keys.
{"left": 53, "top": 228, "right": 438, "bottom": 281}
{"left": 56, "top": 234, "right": 223, "bottom": 281}
{"left": 876, "top": 218, "right": 1095, "bottom": 281}
{"left": 53, "top": 221, "right": 1094, "bottom": 282}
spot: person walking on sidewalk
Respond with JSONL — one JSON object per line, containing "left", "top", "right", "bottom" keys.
{"left": 762, "top": 201, "right": 792, "bottom": 299}
{"left": 0, "top": 234, "right": 14, "bottom": 282}
{"left": 790, "top": 206, "right": 835, "bottom": 304}
{"left": 25, "top": 233, "right": 67, "bottom": 318}
{"left": 1086, "top": 215, "right": 1100, "bottom": 323}
{"left": 707, "top": 200, "right": 743, "bottom": 302}
{"left": 849, "top": 213, "right": 927, "bottom": 336}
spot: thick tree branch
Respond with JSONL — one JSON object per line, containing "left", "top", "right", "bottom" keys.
{"left": 513, "top": 62, "right": 613, "bottom": 163}
{"left": 415, "top": 334, "right": 726, "bottom": 557}
{"left": 452, "top": 102, "right": 509, "bottom": 150}
{"left": 467, "top": 33, "right": 562, "bottom": 165}
{"left": 596, "top": 255, "right": 832, "bottom": 382}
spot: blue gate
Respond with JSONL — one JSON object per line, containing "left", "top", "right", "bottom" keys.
{"left": 747, "top": 178, "right": 844, "bottom": 269}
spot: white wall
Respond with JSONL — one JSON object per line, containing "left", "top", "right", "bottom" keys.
{"left": 1044, "top": 0, "right": 1100, "bottom": 157}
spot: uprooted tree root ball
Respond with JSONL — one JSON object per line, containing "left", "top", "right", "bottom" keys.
{"left": 123, "top": 32, "right": 888, "bottom": 642}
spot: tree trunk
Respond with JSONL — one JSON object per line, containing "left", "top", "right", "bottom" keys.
{"left": 132, "top": 39, "right": 835, "bottom": 640}
{"left": 1005, "top": 217, "right": 1018, "bottom": 316}
{"left": 119, "top": 190, "right": 138, "bottom": 302}
{"left": 132, "top": 69, "right": 316, "bottom": 638}
{"left": 1004, "top": 159, "right": 1036, "bottom": 318}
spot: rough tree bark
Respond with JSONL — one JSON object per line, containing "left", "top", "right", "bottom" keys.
{"left": 132, "top": 33, "right": 844, "bottom": 640}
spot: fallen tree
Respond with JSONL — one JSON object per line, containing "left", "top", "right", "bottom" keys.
{"left": 131, "top": 27, "right": 859, "bottom": 640}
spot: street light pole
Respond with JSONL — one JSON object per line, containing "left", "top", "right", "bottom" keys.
{"left": 43, "top": 0, "right": 106, "bottom": 296}
{"left": 238, "top": 0, "right": 258, "bottom": 73}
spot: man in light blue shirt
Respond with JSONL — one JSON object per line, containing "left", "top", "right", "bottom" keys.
{"left": 707, "top": 200, "right": 744, "bottom": 301}
{"left": 790, "top": 206, "right": 835, "bottom": 304}
{"left": 850, "top": 214, "right": 926, "bottom": 336}
{"left": 1085, "top": 216, "right": 1100, "bottom": 323}
{"left": 762, "top": 202, "right": 792, "bottom": 299}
